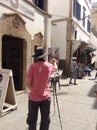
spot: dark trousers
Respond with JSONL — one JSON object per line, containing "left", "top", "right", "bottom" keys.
{"left": 84, "top": 70, "right": 91, "bottom": 76}
{"left": 26, "top": 98, "right": 51, "bottom": 130}
{"left": 69, "top": 71, "right": 77, "bottom": 84}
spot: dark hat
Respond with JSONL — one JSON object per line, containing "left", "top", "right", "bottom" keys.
{"left": 32, "top": 47, "right": 49, "bottom": 59}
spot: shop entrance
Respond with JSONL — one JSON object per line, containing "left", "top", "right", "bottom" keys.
{"left": 2, "top": 35, "right": 23, "bottom": 91}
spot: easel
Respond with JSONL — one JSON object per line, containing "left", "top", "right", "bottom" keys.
{"left": 50, "top": 70, "right": 63, "bottom": 89}
{"left": 0, "top": 69, "right": 17, "bottom": 116}
{"left": 50, "top": 70, "right": 63, "bottom": 130}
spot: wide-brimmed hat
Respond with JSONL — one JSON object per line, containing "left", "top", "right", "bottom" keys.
{"left": 32, "top": 47, "right": 49, "bottom": 59}
{"left": 72, "top": 57, "right": 77, "bottom": 60}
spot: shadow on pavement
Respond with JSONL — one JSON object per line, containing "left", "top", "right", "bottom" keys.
{"left": 92, "top": 99, "right": 97, "bottom": 109}
{"left": 87, "top": 83, "right": 97, "bottom": 109}
{"left": 88, "top": 78, "right": 95, "bottom": 80}
{"left": 88, "top": 83, "right": 97, "bottom": 98}
{"left": 60, "top": 83, "right": 69, "bottom": 87}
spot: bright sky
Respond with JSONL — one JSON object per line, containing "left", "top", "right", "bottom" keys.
{"left": 92, "top": 0, "right": 97, "bottom": 3}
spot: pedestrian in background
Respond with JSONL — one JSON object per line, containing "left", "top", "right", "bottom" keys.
{"left": 26, "top": 46, "right": 55, "bottom": 130}
{"left": 69, "top": 57, "right": 78, "bottom": 85}
{"left": 84, "top": 63, "right": 91, "bottom": 76}
{"left": 90, "top": 52, "right": 96, "bottom": 70}
{"left": 50, "top": 58, "right": 58, "bottom": 71}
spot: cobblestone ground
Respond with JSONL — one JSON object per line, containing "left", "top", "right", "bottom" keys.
{"left": 0, "top": 70, "right": 97, "bottom": 130}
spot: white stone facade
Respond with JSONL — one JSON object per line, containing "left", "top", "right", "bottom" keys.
{"left": 0, "top": 0, "right": 51, "bottom": 91}
{"left": 51, "top": 0, "right": 97, "bottom": 75}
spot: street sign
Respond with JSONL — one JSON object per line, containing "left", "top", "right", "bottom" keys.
{"left": 0, "top": 69, "right": 17, "bottom": 116}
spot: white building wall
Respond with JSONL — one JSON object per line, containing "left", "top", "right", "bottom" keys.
{"left": 51, "top": 0, "right": 70, "bottom": 20}
{"left": 72, "top": 24, "right": 91, "bottom": 44}
{"left": 51, "top": 22, "right": 67, "bottom": 59}
{"left": 91, "top": 33, "right": 97, "bottom": 66}
{"left": 48, "top": 0, "right": 53, "bottom": 14}
{"left": 51, "top": 0, "right": 96, "bottom": 68}
{"left": 91, "top": 33, "right": 97, "bottom": 48}
{"left": 51, "top": 0, "right": 70, "bottom": 60}
{"left": 23, "top": 12, "right": 45, "bottom": 39}
{"left": 51, "top": 0, "right": 97, "bottom": 74}
{"left": 78, "top": 0, "right": 91, "bottom": 19}
{"left": 72, "top": 0, "right": 91, "bottom": 42}
{"left": 0, "top": 4, "right": 45, "bottom": 40}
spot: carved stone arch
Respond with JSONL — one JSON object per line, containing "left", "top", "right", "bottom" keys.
{"left": 0, "top": 13, "right": 31, "bottom": 39}
{"left": 34, "top": 32, "right": 44, "bottom": 44}
{"left": 31, "top": 32, "right": 45, "bottom": 55}
{"left": 0, "top": 13, "right": 31, "bottom": 91}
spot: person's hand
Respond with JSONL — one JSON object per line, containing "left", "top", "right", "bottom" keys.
{"left": 94, "top": 91, "right": 97, "bottom": 98}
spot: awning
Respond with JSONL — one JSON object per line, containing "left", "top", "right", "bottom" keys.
{"left": 85, "top": 47, "right": 96, "bottom": 53}
{"left": 72, "top": 40, "right": 81, "bottom": 54}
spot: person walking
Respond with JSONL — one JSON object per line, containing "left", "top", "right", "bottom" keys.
{"left": 26, "top": 46, "right": 55, "bottom": 130}
{"left": 69, "top": 57, "right": 78, "bottom": 85}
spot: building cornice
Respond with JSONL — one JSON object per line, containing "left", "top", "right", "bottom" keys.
{"left": 51, "top": 17, "right": 70, "bottom": 24}
{"left": 72, "top": 18, "right": 90, "bottom": 37}
{"left": 24, "top": 0, "right": 51, "bottom": 17}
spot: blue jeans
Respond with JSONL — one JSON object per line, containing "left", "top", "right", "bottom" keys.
{"left": 26, "top": 98, "right": 51, "bottom": 130}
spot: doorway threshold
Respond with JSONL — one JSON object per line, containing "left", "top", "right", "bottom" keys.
{"left": 16, "top": 90, "right": 26, "bottom": 95}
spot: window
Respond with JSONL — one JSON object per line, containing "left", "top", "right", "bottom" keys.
{"left": 87, "top": 18, "right": 90, "bottom": 33}
{"left": 73, "top": 0, "right": 81, "bottom": 20}
{"left": 74, "top": 30, "right": 77, "bottom": 39}
{"left": 35, "top": 0, "right": 44, "bottom": 10}
{"left": 82, "top": 7, "right": 86, "bottom": 27}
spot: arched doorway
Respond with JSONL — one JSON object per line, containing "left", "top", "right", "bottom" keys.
{"left": 2, "top": 35, "right": 23, "bottom": 91}
{"left": 0, "top": 13, "right": 31, "bottom": 92}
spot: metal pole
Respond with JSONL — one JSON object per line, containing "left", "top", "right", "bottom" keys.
{"left": 52, "top": 79, "right": 63, "bottom": 130}
{"left": 51, "top": 78, "right": 56, "bottom": 115}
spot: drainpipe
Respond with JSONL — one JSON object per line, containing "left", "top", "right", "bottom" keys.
{"left": 45, "top": 15, "right": 51, "bottom": 61}
{"left": 44, "top": 0, "right": 51, "bottom": 61}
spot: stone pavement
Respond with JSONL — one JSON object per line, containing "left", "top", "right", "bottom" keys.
{"left": 0, "top": 70, "right": 97, "bottom": 130}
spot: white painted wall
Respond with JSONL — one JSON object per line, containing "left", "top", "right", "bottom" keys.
{"left": 51, "top": 22, "right": 67, "bottom": 59}
{"left": 91, "top": 33, "right": 97, "bottom": 48}
{"left": 0, "top": 5, "right": 45, "bottom": 40}
{"left": 47, "top": 0, "right": 52, "bottom": 14}
{"left": 77, "top": 0, "right": 91, "bottom": 33}
{"left": 51, "top": 0, "right": 92, "bottom": 61}
{"left": 72, "top": 0, "right": 94, "bottom": 45}
{"left": 78, "top": 0, "right": 91, "bottom": 18}
{"left": 51, "top": 0, "right": 69, "bottom": 20}
{"left": 51, "top": 0, "right": 69, "bottom": 60}
{"left": 72, "top": 25, "right": 91, "bottom": 44}
{"left": 23, "top": 12, "right": 45, "bottom": 39}
{"left": 90, "top": 33, "right": 97, "bottom": 66}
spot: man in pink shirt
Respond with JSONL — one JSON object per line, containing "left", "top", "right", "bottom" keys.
{"left": 26, "top": 47, "right": 55, "bottom": 130}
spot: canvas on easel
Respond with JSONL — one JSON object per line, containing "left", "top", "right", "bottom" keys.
{"left": 0, "top": 69, "right": 17, "bottom": 116}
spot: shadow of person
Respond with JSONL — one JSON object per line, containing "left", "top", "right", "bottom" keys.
{"left": 92, "top": 99, "right": 97, "bottom": 109}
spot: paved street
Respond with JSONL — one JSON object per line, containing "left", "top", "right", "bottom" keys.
{"left": 0, "top": 70, "right": 97, "bottom": 130}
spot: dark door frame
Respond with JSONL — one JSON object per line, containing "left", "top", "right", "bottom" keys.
{"left": 2, "top": 35, "right": 23, "bottom": 91}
